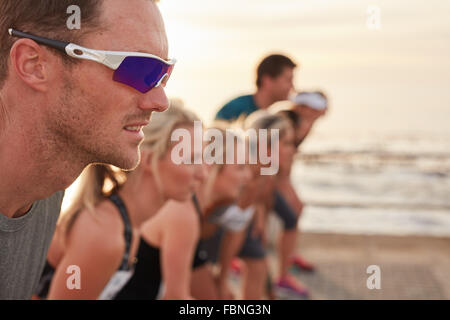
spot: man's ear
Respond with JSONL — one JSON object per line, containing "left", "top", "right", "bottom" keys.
{"left": 9, "top": 39, "right": 52, "bottom": 92}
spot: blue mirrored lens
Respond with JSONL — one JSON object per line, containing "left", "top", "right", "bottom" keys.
{"left": 113, "top": 56, "right": 170, "bottom": 93}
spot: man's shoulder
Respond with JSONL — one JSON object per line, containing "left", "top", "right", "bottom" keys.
{"left": 227, "top": 94, "right": 254, "bottom": 104}
{"left": 40, "top": 190, "right": 65, "bottom": 208}
{"left": 29, "top": 190, "right": 65, "bottom": 229}
{"left": 222, "top": 94, "right": 255, "bottom": 110}
{"left": 215, "top": 94, "right": 257, "bottom": 120}
{"left": 34, "top": 190, "right": 65, "bottom": 218}
{"left": 0, "top": 191, "right": 64, "bottom": 233}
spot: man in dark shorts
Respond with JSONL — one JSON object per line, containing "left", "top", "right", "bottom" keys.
{"left": 0, "top": 0, "right": 172, "bottom": 299}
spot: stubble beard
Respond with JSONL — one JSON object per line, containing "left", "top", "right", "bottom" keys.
{"left": 51, "top": 76, "right": 142, "bottom": 172}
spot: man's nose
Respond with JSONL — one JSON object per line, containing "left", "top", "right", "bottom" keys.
{"left": 138, "top": 86, "right": 169, "bottom": 112}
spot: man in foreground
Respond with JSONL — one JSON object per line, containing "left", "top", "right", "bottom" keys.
{"left": 0, "top": 0, "right": 172, "bottom": 299}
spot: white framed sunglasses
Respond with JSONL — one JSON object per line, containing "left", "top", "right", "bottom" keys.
{"left": 9, "top": 28, "right": 176, "bottom": 93}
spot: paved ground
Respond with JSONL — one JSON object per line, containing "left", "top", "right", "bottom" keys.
{"left": 230, "top": 232, "right": 450, "bottom": 300}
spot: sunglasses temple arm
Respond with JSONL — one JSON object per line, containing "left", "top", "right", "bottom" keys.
{"left": 8, "top": 28, "right": 69, "bottom": 53}
{"left": 65, "top": 44, "right": 123, "bottom": 69}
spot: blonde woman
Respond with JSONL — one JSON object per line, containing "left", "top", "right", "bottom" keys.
{"left": 34, "top": 104, "right": 205, "bottom": 300}
{"left": 114, "top": 127, "right": 252, "bottom": 299}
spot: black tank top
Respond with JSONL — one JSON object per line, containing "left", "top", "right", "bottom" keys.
{"left": 191, "top": 194, "right": 209, "bottom": 268}
{"left": 114, "top": 194, "right": 208, "bottom": 300}
{"left": 34, "top": 194, "right": 133, "bottom": 299}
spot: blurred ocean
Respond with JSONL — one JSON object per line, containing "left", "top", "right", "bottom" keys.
{"left": 293, "top": 132, "right": 450, "bottom": 237}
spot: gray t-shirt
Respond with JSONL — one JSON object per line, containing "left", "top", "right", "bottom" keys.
{"left": 0, "top": 191, "right": 64, "bottom": 300}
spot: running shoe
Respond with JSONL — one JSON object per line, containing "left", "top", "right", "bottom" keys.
{"left": 230, "top": 258, "right": 243, "bottom": 275}
{"left": 291, "top": 255, "right": 315, "bottom": 272}
{"left": 275, "top": 275, "right": 309, "bottom": 298}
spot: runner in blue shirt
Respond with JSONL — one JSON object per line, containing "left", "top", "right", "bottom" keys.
{"left": 215, "top": 95, "right": 259, "bottom": 121}
{"left": 216, "top": 54, "right": 296, "bottom": 122}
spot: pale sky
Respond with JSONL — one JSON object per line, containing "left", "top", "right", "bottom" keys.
{"left": 158, "top": 0, "right": 450, "bottom": 137}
